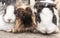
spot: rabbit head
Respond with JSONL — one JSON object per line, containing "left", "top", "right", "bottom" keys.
{"left": 16, "top": 7, "right": 32, "bottom": 22}
{"left": 34, "top": 1, "right": 59, "bottom": 34}
{"left": 3, "top": 5, "right": 16, "bottom": 23}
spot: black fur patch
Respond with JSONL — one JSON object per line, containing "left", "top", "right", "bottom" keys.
{"left": 35, "top": 12, "right": 41, "bottom": 23}
{"left": 34, "top": 2, "right": 44, "bottom": 23}
{"left": 35, "top": 0, "right": 45, "bottom": 1}
{"left": 49, "top": 8, "right": 57, "bottom": 25}
{"left": 52, "top": 14, "right": 57, "bottom": 25}
{"left": 21, "top": 15, "right": 32, "bottom": 27}
{"left": 35, "top": 0, "right": 55, "bottom": 1}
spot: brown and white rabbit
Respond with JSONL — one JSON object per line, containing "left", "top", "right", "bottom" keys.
{"left": 12, "top": 4, "right": 36, "bottom": 33}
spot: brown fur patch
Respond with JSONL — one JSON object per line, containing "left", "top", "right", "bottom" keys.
{"left": 12, "top": 6, "right": 37, "bottom": 33}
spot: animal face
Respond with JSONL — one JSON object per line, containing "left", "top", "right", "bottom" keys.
{"left": 3, "top": 5, "right": 16, "bottom": 23}
{"left": 34, "top": 1, "right": 59, "bottom": 34}
{"left": 16, "top": 7, "right": 33, "bottom": 27}
{"left": 13, "top": 6, "right": 37, "bottom": 32}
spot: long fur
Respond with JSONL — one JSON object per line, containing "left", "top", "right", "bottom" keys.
{"left": 12, "top": 4, "right": 36, "bottom": 33}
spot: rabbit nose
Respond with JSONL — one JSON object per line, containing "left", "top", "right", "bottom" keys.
{"left": 8, "top": 19, "right": 11, "bottom": 22}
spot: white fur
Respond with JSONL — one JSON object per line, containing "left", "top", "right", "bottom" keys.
{"left": 0, "top": 2, "right": 2, "bottom": 6}
{"left": 0, "top": 14, "right": 14, "bottom": 31}
{"left": 40, "top": 1, "right": 54, "bottom": 4}
{"left": 36, "top": 8, "right": 59, "bottom": 34}
{"left": 30, "top": 0, "right": 35, "bottom": 13}
{"left": 3, "top": 5, "right": 16, "bottom": 23}
{"left": 29, "top": 0, "right": 59, "bottom": 34}
{"left": 0, "top": 5, "right": 16, "bottom": 32}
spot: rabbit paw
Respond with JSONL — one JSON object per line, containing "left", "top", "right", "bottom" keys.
{"left": 12, "top": 29, "right": 17, "bottom": 33}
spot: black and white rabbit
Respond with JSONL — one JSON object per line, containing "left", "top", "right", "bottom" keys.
{"left": 0, "top": 0, "right": 16, "bottom": 32}
{"left": 34, "top": 1, "right": 59, "bottom": 34}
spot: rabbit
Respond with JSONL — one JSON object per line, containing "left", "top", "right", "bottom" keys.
{"left": 34, "top": 1, "right": 59, "bottom": 34}
{"left": 12, "top": 4, "right": 36, "bottom": 33}
{"left": 0, "top": 5, "right": 16, "bottom": 32}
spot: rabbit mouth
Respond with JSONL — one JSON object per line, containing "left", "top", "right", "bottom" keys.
{"left": 4, "top": 21, "right": 14, "bottom": 24}
{"left": 2, "top": 18, "right": 15, "bottom": 24}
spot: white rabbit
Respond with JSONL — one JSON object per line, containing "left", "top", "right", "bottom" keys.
{"left": 0, "top": 5, "right": 16, "bottom": 32}
{"left": 34, "top": 1, "right": 59, "bottom": 34}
